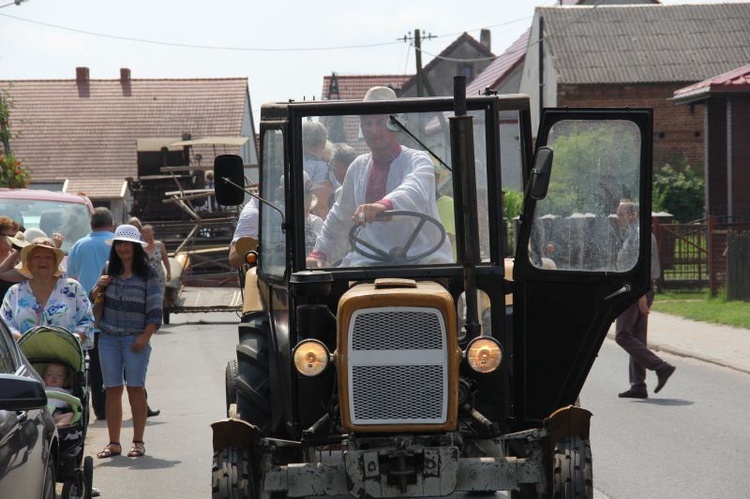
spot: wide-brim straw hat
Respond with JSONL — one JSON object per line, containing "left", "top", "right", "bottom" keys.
{"left": 106, "top": 224, "right": 147, "bottom": 247}
{"left": 15, "top": 237, "right": 65, "bottom": 278}
{"left": 8, "top": 227, "right": 48, "bottom": 249}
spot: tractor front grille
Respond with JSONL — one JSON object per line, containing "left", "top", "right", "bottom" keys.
{"left": 347, "top": 306, "right": 448, "bottom": 425}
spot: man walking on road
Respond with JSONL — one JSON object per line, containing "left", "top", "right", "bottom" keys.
{"left": 67, "top": 207, "right": 115, "bottom": 419}
{"left": 614, "top": 200, "right": 676, "bottom": 398}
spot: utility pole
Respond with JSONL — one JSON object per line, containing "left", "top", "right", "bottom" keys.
{"left": 401, "top": 29, "right": 436, "bottom": 97}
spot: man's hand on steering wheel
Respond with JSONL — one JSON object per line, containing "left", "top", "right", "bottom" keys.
{"left": 348, "top": 210, "right": 446, "bottom": 265}
{"left": 351, "top": 202, "right": 387, "bottom": 226}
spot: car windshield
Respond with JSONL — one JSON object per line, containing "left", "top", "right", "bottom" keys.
{"left": 270, "top": 107, "right": 501, "bottom": 271}
{"left": 0, "top": 197, "right": 91, "bottom": 253}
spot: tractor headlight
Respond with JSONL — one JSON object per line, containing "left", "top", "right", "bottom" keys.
{"left": 293, "top": 339, "right": 330, "bottom": 377}
{"left": 464, "top": 337, "right": 502, "bottom": 373}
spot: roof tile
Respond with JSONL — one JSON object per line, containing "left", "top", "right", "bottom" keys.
{"left": 0, "top": 76, "right": 250, "bottom": 199}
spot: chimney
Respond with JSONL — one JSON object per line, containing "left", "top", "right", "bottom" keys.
{"left": 480, "top": 29, "right": 491, "bottom": 51}
{"left": 76, "top": 67, "right": 90, "bottom": 84}
{"left": 120, "top": 68, "right": 131, "bottom": 83}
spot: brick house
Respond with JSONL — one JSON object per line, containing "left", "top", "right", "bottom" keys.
{"left": 518, "top": 3, "right": 750, "bottom": 172}
{"left": 673, "top": 65, "right": 750, "bottom": 220}
{"left": 0, "top": 67, "right": 257, "bottom": 222}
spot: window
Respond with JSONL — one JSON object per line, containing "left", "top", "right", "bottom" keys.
{"left": 529, "top": 119, "right": 642, "bottom": 273}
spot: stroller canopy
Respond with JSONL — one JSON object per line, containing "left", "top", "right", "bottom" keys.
{"left": 18, "top": 325, "right": 85, "bottom": 375}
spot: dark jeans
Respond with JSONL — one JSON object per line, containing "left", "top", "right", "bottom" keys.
{"left": 614, "top": 289, "right": 668, "bottom": 390}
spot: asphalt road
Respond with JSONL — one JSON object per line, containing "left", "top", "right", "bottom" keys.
{"left": 79, "top": 311, "right": 750, "bottom": 498}
{"left": 80, "top": 311, "right": 240, "bottom": 498}
{"left": 581, "top": 340, "right": 750, "bottom": 499}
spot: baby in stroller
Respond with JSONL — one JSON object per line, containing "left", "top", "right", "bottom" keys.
{"left": 43, "top": 361, "right": 79, "bottom": 427}
{"left": 19, "top": 325, "right": 94, "bottom": 498}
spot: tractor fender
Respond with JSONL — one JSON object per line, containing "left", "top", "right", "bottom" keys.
{"left": 242, "top": 267, "right": 263, "bottom": 315}
{"left": 211, "top": 417, "right": 263, "bottom": 453}
{"left": 543, "top": 405, "right": 592, "bottom": 445}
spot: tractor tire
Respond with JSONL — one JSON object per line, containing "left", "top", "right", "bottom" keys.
{"left": 235, "top": 330, "right": 272, "bottom": 435}
{"left": 552, "top": 436, "right": 593, "bottom": 499}
{"left": 225, "top": 359, "right": 239, "bottom": 417}
{"left": 211, "top": 447, "right": 255, "bottom": 499}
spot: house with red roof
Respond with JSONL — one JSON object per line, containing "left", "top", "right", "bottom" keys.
{"left": 0, "top": 67, "right": 257, "bottom": 222}
{"left": 673, "top": 65, "right": 750, "bottom": 220}
{"left": 518, "top": 2, "right": 750, "bottom": 181}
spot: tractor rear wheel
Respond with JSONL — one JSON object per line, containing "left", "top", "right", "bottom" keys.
{"left": 225, "top": 359, "right": 239, "bottom": 417}
{"left": 235, "top": 330, "right": 272, "bottom": 434}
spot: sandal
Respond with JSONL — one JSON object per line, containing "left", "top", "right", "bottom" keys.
{"left": 97, "top": 442, "right": 121, "bottom": 459}
{"left": 127, "top": 440, "right": 146, "bottom": 458}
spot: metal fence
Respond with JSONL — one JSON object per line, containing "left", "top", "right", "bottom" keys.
{"left": 727, "top": 231, "right": 750, "bottom": 302}
{"left": 653, "top": 217, "right": 750, "bottom": 297}
{"left": 507, "top": 215, "right": 750, "bottom": 299}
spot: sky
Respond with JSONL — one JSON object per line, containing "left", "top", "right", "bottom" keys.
{"left": 0, "top": 0, "right": 744, "bottom": 129}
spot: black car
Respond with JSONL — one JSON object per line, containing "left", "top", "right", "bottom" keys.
{"left": 0, "top": 319, "right": 58, "bottom": 499}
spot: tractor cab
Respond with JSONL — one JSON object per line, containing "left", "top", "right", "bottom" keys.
{"left": 212, "top": 80, "right": 653, "bottom": 498}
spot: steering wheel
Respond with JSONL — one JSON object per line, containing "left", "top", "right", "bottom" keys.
{"left": 348, "top": 210, "right": 446, "bottom": 265}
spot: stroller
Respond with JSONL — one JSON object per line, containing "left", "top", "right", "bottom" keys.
{"left": 18, "top": 325, "right": 94, "bottom": 499}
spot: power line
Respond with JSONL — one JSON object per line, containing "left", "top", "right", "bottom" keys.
{"left": 0, "top": 13, "right": 402, "bottom": 52}
{"left": 1, "top": 6, "right": 598, "bottom": 61}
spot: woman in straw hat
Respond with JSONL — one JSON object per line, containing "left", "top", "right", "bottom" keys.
{"left": 90, "top": 224, "right": 162, "bottom": 459}
{"left": 0, "top": 236, "right": 94, "bottom": 343}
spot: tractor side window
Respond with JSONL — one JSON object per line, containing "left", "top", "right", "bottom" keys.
{"left": 259, "top": 129, "right": 287, "bottom": 278}
{"left": 529, "top": 119, "right": 642, "bottom": 272}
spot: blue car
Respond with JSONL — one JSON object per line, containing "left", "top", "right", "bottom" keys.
{"left": 0, "top": 318, "right": 58, "bottom": 499}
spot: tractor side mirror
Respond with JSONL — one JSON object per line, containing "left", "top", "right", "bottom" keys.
{"left": 214, "top": 154, "right": 246, "bottom": 206}
{"left": 528, "top": 147, "right": 553, "bottom": 201}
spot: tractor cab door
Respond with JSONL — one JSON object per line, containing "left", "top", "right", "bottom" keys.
{"left": 512, "top": 109, "right": 653, "bottom": 426}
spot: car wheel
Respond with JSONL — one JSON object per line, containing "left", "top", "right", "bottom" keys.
{"left": 42, "top": 457, "right": 56, "bottom": 499}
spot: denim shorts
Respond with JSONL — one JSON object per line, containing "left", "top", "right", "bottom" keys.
{"left": 98, "top": 334, "right": 151, "bottom": 388}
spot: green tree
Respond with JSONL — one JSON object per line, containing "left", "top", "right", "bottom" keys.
{"left": 0, "top": 89, "right": 30, "bottom": 188}
{"left": 653, "top": 161, "right": 704, "bottom": 222}
{"left": 542, "top": 121, "right": 640, "bottom": 216}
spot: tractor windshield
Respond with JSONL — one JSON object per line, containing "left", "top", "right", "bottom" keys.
{"left": 297, "top": 107, "right": 495, "bottom": 270}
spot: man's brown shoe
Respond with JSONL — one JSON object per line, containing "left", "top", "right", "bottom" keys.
{"left": 654, "top": 364, "right": 676, "bottom": 393}
{"left": 618, "top": 388, "right": 648, "bottom": 399}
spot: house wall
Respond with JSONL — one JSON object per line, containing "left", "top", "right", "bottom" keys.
{"left": 495, "top": 65, "right": 523, "bottom": 95}
{"left": 557, "top": 83, "right": 705, "bottom": 169}
{"left": 706, "top": 98, "right": 728, "bottom": 218}
{"left": 518, "top": 15, "right": 559, "bottom": 133}
{"left": 729, "top": 96, "right": 750, "bottom": 218}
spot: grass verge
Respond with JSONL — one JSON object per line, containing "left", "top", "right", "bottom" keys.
{"left": 652, "top": 291, "right": 750, "bottom": 329}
